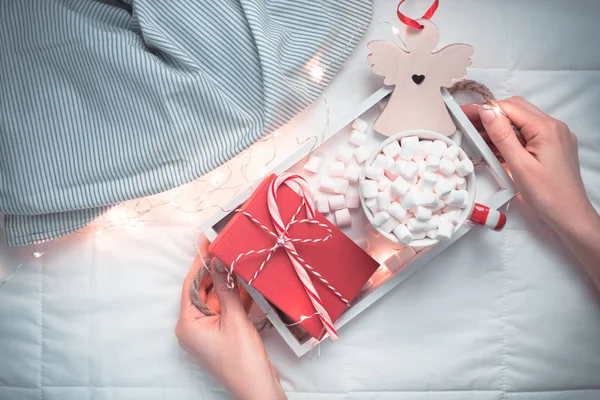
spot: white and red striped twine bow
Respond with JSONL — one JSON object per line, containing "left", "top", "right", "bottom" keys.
{"left": 227, "top": 173, "right": 348, "bottom": 341}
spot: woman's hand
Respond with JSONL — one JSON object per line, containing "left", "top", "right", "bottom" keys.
{"left": 464, "top": 97, "right": 592, "bottom": 229}
{"left": 176, "top": 240, "right": 286, "bottom": 400}
{"left": 462, "top": 97, "right": 600, "bottom": 289}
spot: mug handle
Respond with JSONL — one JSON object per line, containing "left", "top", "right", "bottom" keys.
{"left": 468, "top": 203, "right": 507, "bottom": 231}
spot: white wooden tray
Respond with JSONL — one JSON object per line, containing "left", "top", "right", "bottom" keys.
{"left": 201, "top": 87, "right": 517, "bottom": 357}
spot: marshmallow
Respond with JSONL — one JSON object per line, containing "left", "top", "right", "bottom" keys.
{"left": 352, "top": 118, "right": 368, "bottom": 133}
{"left": 343, "top": 164, "right": 362, "bottom": 183}
{"left": 415, "top": 206, "right": 433, "bottom": 222}
{"left": 446, "top": 190, "right": 468, "bottom": 207}
{"left": 454, "top": 176, "right": 467, "bottom": 190}
{"left": 365, "top": 198, "right": 378, "bottom": 213}
{"left": 425, "top": 155, "right": 441, "bottom": 172}
{"left": 433, "top": 178, "right": 454, "bottom": 197}
{"left": 381, "top": 217, "right": 400, "bottom": 233}
{"left": 426, "top": 229, "right": 438, "bottom": 239}
{"left": 390, "top": 176, "right": 411, "bottom": 198}
{"left": 354, "top": 146, "right": 370, "bottom": 164}
{"left": 398, "top": 246, "right": 417, "bottom": 263}
{"left": 419, "top": 140, "right": 433, "bottom": 155}
{"left": 439, "top": 158, "right": 456, "bottom": 176}
{"left": 361, "top": 180, "right": 378, "bottom": 198}
{"left": 430, "top": 140, "right": 448, "bottom": 157}
{"left": 441, "top": 208, "right": 462, "bottom": 225}
{"left": 416, "top": 160, "right": 427, "bottom": 178}
{"left": 303, "top": 155, "right": 322, "bottom": 174}
{"left": 336, "top": 147, "right": 354, "bottom": 163}
{"left": 416, "top": 191, "right": 440, "bottom": 208}
{"left": 349, "top": 130, "right": 368, "bottom": 147}
{"left": 413, "top": 145, "right": 428, "bottom": 163}
{"left": 329, "top": 195, "right": 346, "bottom": 211}
{"left": 315, "top": 196, "right": 329, "bottom": 214}
{"left": 378, "top": 177, "right": 391, "bottom": 192}
{"left": 393, "top": 224, "right": 413, "bottom": 245}
{"left": 387, "top": 160, "right": 406, "bottom": 176}
{"left": 373, "top": 211, "right": 391, "bottom": 227}
{"left": 418, "top": 172, "right": 438, "bottom": 190}
{"left": 459, "top": 195, "right": 470, "bottom": 209}
{"left": 365, "top": 165, "right": 384, "bottom": 181}
{"left": 389, "top": 202, "right": 408, "bottom": 221}
{"left": 383, "top": 141, "right": 401, "bottom": 158}
{"left": 400, "top": 136, "right": 420, "bottom": 149}
{"left": 399, "top": 145, "right": 416, "bottom": 161}
{"left": 376, "top": 191, "right": 391, "bottom": 211}
{"left": 349, "top": 130, "right": 367, "bottom": 147}
{"left": 329, "top": 161, "right": 345, "bottom": 177}
{"left": 412, "top": 231, "right": 427, "bottom": 240}
{"left": 335, "top": 208, "right": 352, "bottom": 228}
{"left": 407, "top": 218, "right": 429, "bottom": 232}
{"left": 436, "top": 221, "right": 454, "bottom": 241}
{"left": 384, "top": 169, "right": 399, "bottom": 181}
{"left": 425, "top": 215, "right": 441, "bottom": 230}
{"left": 401, "top": 190, "right": 419, "bottom": 210}
{"left": 451, "top": 130, "right": 463, "bottom": 146}
{"left": 456, "top": 158, "right": 474, "bottom": 177}
{"left": 443, "top": 145, "right": 460, "bottom": 161}
{"left": 384, "top": 254, "right": 404, "bottom": 273}
{"left": 442, "top": 204, "right": 461, "bottom": 214}
{"left": 332, "top": 178, "right": 349, "bottom": 194}
{"left": 373, "top": 154, "right": 394, "bottom": 169}
{"left": 345, "top": 190, "right": 360, "bottom": 209}
{"left": 399, "top": 161, "right": 418, "bottom": 181}
{"left": 319, "top": 177, "right": 335, "bottom": 193}
{"left": 432, "top": 200, "right": 446, "bottom": 212}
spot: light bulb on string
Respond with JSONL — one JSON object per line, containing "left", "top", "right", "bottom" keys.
{"left": 392, "top": 26, "right": 400, "bottom": 36}
{"left": 310, "top": 64, "right": 324, "bottom": 82}
{"left": 211, "top": 171, "right": 225, "bottom": 187}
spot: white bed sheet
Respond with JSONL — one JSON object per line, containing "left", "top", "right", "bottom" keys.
{"left": 2, "top": 1, "right": 600, "bottom": 399}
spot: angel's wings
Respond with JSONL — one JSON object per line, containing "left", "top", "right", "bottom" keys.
{"left": 367, "top": 41, "right": 410, "bottom": 86}
{"left": 432, "top": 43, "right": 474, "bottom": 87}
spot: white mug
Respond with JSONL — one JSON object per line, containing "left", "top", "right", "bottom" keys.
{"left": 359, "top": 130, "right": 506, "bottom": 247}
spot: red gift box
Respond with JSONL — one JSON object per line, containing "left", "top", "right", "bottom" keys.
{"left": 209, "top": 174, "right": 379, "bottom": 340}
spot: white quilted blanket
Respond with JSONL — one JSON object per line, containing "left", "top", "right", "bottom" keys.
{"left": 2, "top": 1, "right": 600, "bottom": 399}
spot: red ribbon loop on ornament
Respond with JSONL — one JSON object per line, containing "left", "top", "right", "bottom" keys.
{"left": 397, "top": 0, "right": 439, "bottom": 30}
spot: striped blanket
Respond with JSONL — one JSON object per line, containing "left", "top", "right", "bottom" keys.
{"left": 0, "top": 0, "right": 371, "bottom": 245}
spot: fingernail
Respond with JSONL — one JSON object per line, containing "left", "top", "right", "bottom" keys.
{"left": 213, "top": 259, "right": 227, "bottom": 273}
{"left": 478, "top": 105, "right": 496, "bottom": 124}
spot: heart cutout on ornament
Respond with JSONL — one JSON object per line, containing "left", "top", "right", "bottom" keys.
{"left": 412, "top": 74, "right": 425, "bottom": 85}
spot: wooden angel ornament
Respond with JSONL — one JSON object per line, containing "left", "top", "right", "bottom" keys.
{"left": 368, "top": 19, "right": 473, "bottom": 136}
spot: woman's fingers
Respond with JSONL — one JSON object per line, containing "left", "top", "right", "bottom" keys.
{"left": 497, "top": 99, "right": 546, "bottom": 142}
{"left": 478, "top": 105, "right": 531, "bottom": 168}
{"left": 210, "top": 258, "right": 245, "bottom": 320}
{"left": 461, "top": 103, "right": 484, "bottom": 130}
{"left": 503, "top": 96, "right": 546, "bottom": 117}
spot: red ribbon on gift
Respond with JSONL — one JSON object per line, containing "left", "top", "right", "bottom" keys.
{"left": 397, "top": 0, "right": 439, "bottom": 30}
{"left": 227, "top": 173, "right": 348, "bottom": 341}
